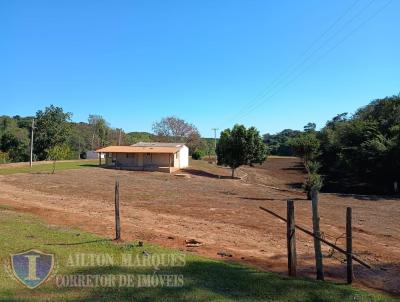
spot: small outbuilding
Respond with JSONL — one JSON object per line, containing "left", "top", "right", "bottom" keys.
{"left": 96, "top": 142, "right": 189, "bottom": 173}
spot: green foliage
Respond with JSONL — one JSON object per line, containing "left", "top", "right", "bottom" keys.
{"left": 0, "top": 131, "right": 29, "bottom": 162}
{"left": 304, "top": 173, "right": 323, "bottom": 200}
{"left": 217, "top": 124, "right": 267, "bottom": 177}
{"left": 289, "top": 132, "right": 320, "bottom": 164}
{"left": 305, "top": 161, "right": 321, "bottom": 174}
{"left": 34, "top": 105, "right": 72, "bottom": 160}
{"left": 47, "top": 144, "right": 72, "bottom": 173}
{"left": 0, "top": 151, "right": 9, "bottom": 164}
{"left": 304, "top": 122, "right": 316, "bottom": 132}
{"left": 125, "top": 132, "right": 155, "bottom": 144}
{"left": 263, "top": 129, "right": 301, "bottom": 156}
{"left": 191, "top": 149, "right": 203, "bottom": 160}
{"left": 318, "top": 95, "right": 400, "bottom": 194}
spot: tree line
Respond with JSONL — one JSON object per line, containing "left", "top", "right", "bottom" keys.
{"left": 1, "top": 94, "right": 398, "bottom": 194}
{"left": 288, "top": 95, "right": 400, "bottom": 194}
{"left": 0, "top": 106, "right": 213, "bottom": 164}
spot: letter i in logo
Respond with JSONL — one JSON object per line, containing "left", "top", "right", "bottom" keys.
{"left": 25, "top": 255, "right": 40, "bottom": 280}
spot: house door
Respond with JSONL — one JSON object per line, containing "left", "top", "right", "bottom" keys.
{"left": 144, "top": 153, "right": 152, "bottom": 166}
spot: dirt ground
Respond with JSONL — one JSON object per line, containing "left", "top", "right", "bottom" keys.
{"left": 0, "top": 158, "right": 399, "bottom": 297}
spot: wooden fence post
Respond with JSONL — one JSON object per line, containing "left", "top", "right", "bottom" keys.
{"left": 346, "top": 207, "right": 353, "bottom": 284}
{"left": 115, "top": 178, "right": 121, "bottom": 240}
{"left": 311, "top": 189, "right": 324, "bottom": 280}
{"left": 287, "top": 200, "right": 297, "bottom": 276}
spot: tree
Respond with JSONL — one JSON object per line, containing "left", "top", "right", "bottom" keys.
{"left": 47, "top": 145, "right": 71, "bottom": 174}
{"left": 289, "top": 132, "right": 319, "bottom": 164}
{"left": 191, "top": 149, "right": 203, "bottom": 160}
{"left": 317, "top": 95, "right": 400, "bottom": 194}
{"left": 263, "top": 129, "right": 301, "bottom": 156}
{"left": 152, "top": 116, "right": 203, "bottom": 152}
{"left": 34, "top": 105, "right": 72, "bottom": 160}
{"left": 216, "top": 124, "right": 267, "bottom": 178}
{"left": 246, "top": 127, "right": 268, "bottom": 166}
{"left": 88, "top": 115, "right": 109, "bottom": 149}
{"left": 303, "top": 161, "right": 323, "bottom": 200}
{"left": 304, "top": 122, "right": 316, "bottom": 132}
{"left": 0, "top": 131, "right": 29, "bottom": 162}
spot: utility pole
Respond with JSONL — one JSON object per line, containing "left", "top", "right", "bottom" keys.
{"left": 30, "top": 119, "right": 35, "bottom": 167}
{"left": 211, "top": 128, "right": 219, "bottom": 151}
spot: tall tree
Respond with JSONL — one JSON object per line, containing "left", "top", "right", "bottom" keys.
{"left": 34, "top": 105, "right": 72, "bottom": 160}
{"left": 88, "top": 115, "right": 109, "bottom": 149}
{"left": 216, "top": 124, "right": 267, "bottom": 178}
{"left": 152, "top": 116, "right": 202, "bottom": 152}
{"left": 289, "top": 132, "right": 320, "bottom": 164}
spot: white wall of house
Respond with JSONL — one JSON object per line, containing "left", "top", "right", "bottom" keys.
{"left": 178, "top": 146, "right": 189, "bottom": 168}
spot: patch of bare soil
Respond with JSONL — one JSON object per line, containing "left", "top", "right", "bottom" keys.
{"left": 0, "top": 158, "right": 399, "bottom": 297}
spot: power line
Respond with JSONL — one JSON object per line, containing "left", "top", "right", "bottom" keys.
{"left": 232, "top": 0, "right": 377, "bottom": 122}
{"left": 221, "top": 0, "right": 392, "bottom": 126}
{"left": 223, "top": 0, "right": 362, "bottom": 124}
{"left": 234, "top": 0, "right": 393, "bottom": 122}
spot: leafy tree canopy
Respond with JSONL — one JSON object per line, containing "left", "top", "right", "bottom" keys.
{"left": 34, "top": 105, "right": 72, "bottom": 160}
{"left": 216, "top": 124, "right": 267, "bottom": 178}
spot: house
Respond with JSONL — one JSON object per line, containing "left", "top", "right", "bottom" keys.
{"left": 96, "top": 142, "right": 189, "bottom": 173}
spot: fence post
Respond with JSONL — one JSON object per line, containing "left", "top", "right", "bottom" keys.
{"left": 311, "top": 189, "right": 324, "bottom": 280}
{"left": 115, "top": 178, "right": 121, "bottom": 240}
{"left": 346, "top": 207, "right": 353, "bottom": 284}
{"left": 287, "top": 200, "right": 297, "bottom": 276}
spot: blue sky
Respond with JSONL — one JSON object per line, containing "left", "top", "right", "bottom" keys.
{"left": 1, "top": 0, "right": 399, "bottom": 137}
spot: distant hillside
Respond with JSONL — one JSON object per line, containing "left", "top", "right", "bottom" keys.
{"left": 125, "top": 132, "right": 155, "bottom": 144}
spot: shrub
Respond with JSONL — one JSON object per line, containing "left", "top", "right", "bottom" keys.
{"left": 192, "top": 150, "right": 203, "bottom": 160}
{"left": 0, "top": 152, "right": 9, "bottom": 164}
{"left": 304, "top": 173, "right": 323, "bottom": 200}
{"left": 47, "top": 145, "right": 71, "bottom": 174}
{"left": 305, "top": 161, "right": 321, "bottom": 174}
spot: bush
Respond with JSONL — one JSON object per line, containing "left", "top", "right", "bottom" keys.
{"left": 0, "top": 152, "right": 9, "bottom": 164}
{"left": 304, "top": 173, "right": 323, "bottom": 200}
{"left": 305, "top": 161, "right": 321, "bottom": 174}
{"left": 192, "top": 150, "right": 203, "bottom": 160}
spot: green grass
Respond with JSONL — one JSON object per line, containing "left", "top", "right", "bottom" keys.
{"left": 0, "top": 160, "right": 98, "bottom": 175}
{"left": 0, "top": 209, "right": 397, "bottom": 302}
